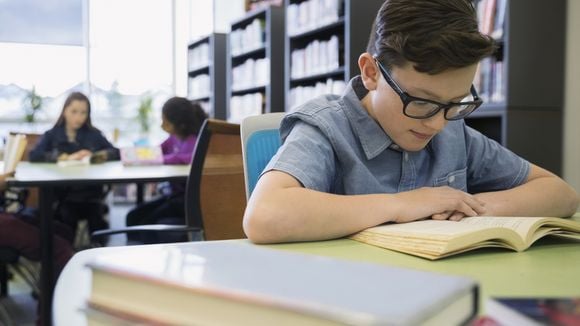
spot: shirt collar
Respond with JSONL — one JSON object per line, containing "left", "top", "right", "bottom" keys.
{"left": 341, "top": 76, "right": 394, "bottom": 160}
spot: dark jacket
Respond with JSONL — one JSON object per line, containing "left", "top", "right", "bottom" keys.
{"left": 28, "top": 125, "right": 120, "bottom": 162}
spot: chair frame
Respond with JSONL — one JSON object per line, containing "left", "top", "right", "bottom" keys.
{"left": 93, "top": 119, "right": 246, "bottom": 243}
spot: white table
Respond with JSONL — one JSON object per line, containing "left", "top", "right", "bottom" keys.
{"left": 7, "top": 161, "right": 190, "bottom": 325}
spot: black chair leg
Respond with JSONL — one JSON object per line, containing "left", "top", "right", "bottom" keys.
{"left": 0, "top": 263, "right": 8, "bottom": 297}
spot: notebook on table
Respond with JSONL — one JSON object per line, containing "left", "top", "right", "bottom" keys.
{"left": 120, "top": 146, "right": 163, "bottom": 166}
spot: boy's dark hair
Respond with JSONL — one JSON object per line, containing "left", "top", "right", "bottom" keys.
{"left": 367, "top": 0, "right": 495, "bottom": 74}
{"left": 54, "top": 91, "right": 95, "bottom": 129}
{"left": 162, "top": 97, "right": 208, "bottom": 138}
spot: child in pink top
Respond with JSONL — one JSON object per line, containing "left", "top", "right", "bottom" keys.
{"left": 125, "top": 97, "right": 207, "bottom": 243}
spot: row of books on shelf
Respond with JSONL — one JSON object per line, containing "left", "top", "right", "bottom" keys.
{"left": 477, "top": 0, "right": 506, "bottom": 40}
{"left": 287, "top": 0, "right": 342, "bottom": 37}
{"left": 228, "top": 92, "right": 264, "bottom": 123}
{"left": 247, "top": 0, "right": 283, "bottom": 11}
{"left": 475, "top": 57, "right": 505, "bottom": 104}
{"left": 290, "top": 35, "right": 340, "bottom": 79}
{"left": 188, "top": 74, "right": 211, "bottom": 100}
{"left": 188, "top": 42, "right": 210, "bottom": 71}
{"left": 288, "top": 78, "right": 346, "bottom": 111}
{"left": 230, "top": 18, "right": 266, "bottom": 57}
{"left": 197, "top": 100, "right": 211, "bottom": 116}
{"left": 232, "top": 57, "right": 270, "bottom": 91}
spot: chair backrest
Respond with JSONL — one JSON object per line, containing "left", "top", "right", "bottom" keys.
{"left": 186, "top": 119, "right": 247, "bottom": 240}
{"left": 7, "top": 132, "right": 42, "bottom": 209}
{"left": 8, "top": 132, "right": 41, "bottom": 162}
{"left": 240, "top": 112, "right": 285, "bottom": 200}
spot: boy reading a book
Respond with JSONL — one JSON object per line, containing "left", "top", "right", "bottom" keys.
{"left": 243, "top": 0, "right": 579, "bottom": 243}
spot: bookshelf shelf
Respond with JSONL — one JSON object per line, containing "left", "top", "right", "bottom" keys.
{"left": 190, "top": 95, "right": 211, "bottom": 102}
{"left": 187, "top": 33, "right": 227, "bottom": 119}
{"left": 231, "top": 46, "right": 267, "bottom": 63}
{"left": 467, "top": 0, "right": 566, "bottom": 174}
{"left": 188, "top": 65, "right": 210, "bottom": 77}
{"left": 284, "top": 0, "right": 383, "bottom": 112}
{"left": 227, "top": 6, "right": 285, "bottom": 123}
{"left": 288, "top": 18, "right": 345, "bottom": 40}
{"left": 231, "top": 85, "right": 267, "bottom": 95}
{"left": 289, "top": 67, "right": 345, "bottom": 85}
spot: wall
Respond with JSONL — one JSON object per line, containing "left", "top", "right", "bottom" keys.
{"left": 564, "top": 0, "right": 580, "bottom": 193}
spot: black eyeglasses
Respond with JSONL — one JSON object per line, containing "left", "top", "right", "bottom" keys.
{"left": 375, "top": 59, "right": 483, "bottom": 121}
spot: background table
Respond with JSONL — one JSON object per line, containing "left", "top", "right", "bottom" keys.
{"left": 7, "top": 161, "right": 190, "bottom": 326}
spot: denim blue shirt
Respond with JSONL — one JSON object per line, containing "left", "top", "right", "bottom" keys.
{"left": 265, "top": 77, "right": 529, "bottom": 195}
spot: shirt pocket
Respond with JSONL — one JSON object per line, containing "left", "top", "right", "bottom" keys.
{"left": 434, "top": 168, "right": 467, "bottom": 191}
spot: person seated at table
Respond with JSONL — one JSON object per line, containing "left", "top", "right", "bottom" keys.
{"left": 0, "top": 171, "right": 74, "bottom": 325}
{"left": 28, "top": 91, "right": 120, "bottom": 243}
{"left": 125, "top": 97, "right": 207, "bottom": 244}
{"left": 242, "top": 0, "right": 579, "bottom": 244}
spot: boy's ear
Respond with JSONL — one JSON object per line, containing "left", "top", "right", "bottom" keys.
{"left": 358, "top": 53, "right": 380, "bottom": 91}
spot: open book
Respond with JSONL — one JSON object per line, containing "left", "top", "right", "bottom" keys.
{"left": 86, "top": 242, "right": 478, "bottom": 325}
{"left": 3, "top": 133, "right": 28, "bottom": 173}
{"left": 349, "top": 216, "right": 580, "bottom": 260}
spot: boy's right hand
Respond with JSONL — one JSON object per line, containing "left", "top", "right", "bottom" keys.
{"left": 392, "top": 186, "right": 486, "bottom": 223}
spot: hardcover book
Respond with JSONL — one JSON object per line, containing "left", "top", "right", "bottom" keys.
{"left": 86, "top": 242, "right": 479, "bottom": 325}
{"left": 349, "top": 216, "right": 580, "bottom": 260}
{"left": 486, "top": 297, "right": 580, "bottom": 326}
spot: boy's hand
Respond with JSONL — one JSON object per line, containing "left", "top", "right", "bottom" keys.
{"left": 393, "top": 186, "right": 486, "bottom": 223}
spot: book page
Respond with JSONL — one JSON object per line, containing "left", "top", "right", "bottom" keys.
{"left": 366, "top": 216, "right": 544, "bottom": 239}
{"left": 351, "top": 216, "right": 551, "bottom": 258}
{"left": 458, "top": 216, "right": 543, "bottom": 240}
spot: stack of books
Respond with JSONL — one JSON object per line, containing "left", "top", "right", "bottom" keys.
{"left": 85, "top": 242, "right": 479, "bottom": 325}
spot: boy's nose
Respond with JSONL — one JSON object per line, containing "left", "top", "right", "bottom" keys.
{"left": 421, "top": 110, "right": 447, "bottom": 132}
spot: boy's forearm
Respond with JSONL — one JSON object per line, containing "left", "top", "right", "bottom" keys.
{"left": 475, "top": 176, "right": 579, "bottom": 217}
{"left": 243, "top": 188, "right": 395, "bottom": 244}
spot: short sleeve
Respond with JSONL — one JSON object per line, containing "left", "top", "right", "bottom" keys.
{"left": 465, "top": 125, "right": 530, "bottom": 193}
{"left": 264, "top": 121, "right": 336, "bottom": 192}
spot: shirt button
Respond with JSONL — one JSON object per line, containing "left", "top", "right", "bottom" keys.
{"left": 448, "top": 175, "right": 455, "bottom": 184}
{"left": 403, "top": 153, "right": 408, "bottom": 161}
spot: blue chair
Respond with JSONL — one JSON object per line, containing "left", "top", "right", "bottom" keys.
{"left": 241, "top": 113, "right": 285, "bottom": 200}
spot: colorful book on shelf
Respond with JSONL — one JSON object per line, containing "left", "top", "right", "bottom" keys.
{"left": 120, "top": 146, "right": 163, "bottom": 166}
{"left": 3, "top": 133, "right": 28, "bottom": 173}
{"left": 86, "top": 242, "right": 478, "bottom": 326}
{"left": 485, "top": 297, "right": 580, "bottom": 326}
{"left": 349, "top": 216, "right": 580, "bottom": 260}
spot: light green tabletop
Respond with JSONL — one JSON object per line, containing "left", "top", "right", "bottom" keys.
{"left": 263, "top": 215, "right": 580, "bottom": 312}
